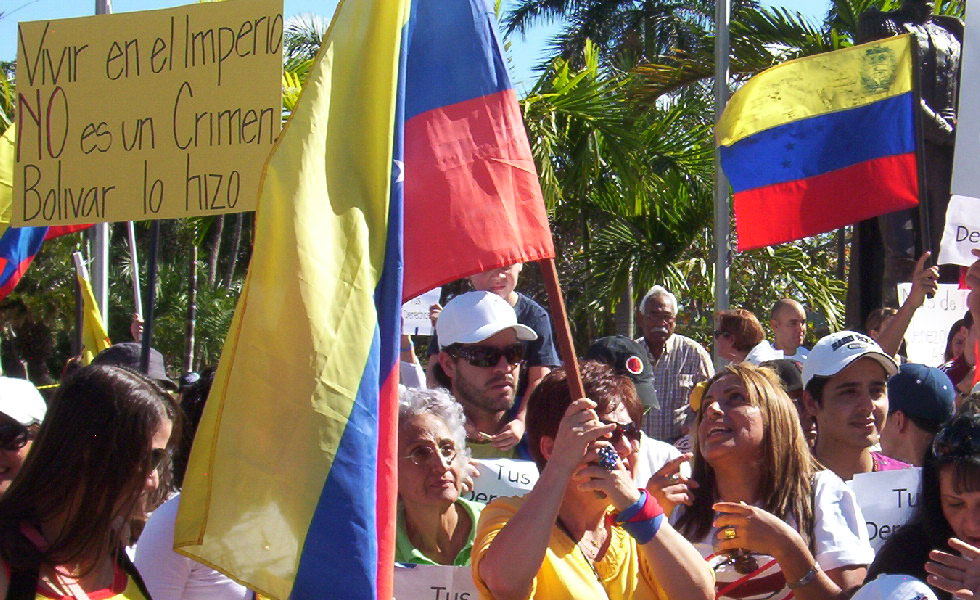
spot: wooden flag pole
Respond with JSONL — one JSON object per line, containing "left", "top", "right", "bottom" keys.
{"left": 539, "top": 258, "right": 584, "bottom": 401}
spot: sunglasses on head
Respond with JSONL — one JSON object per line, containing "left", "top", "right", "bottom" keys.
{"left": 450, "top": 344, "right": 525, "bottom": 368}
{"left": 601, "top": 419, "right": 641, "bottom": 445}
{"left": 0, "top": 422, "right": 34, "bottom": 452}
{"left": 932, "top": 417, "right": 980, "bottom": 459}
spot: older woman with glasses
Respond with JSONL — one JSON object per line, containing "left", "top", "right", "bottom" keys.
{"left": 650, "top": 363, "right": 873, "bottom": 600}
{"left": 473, "top": 361, "right": 713, "bottom": 600}
{"left": 864, "top": 411, "right": 980, "bottom": 599}
{"left": 396, "top": 386, "right": 482, "bottom": 566}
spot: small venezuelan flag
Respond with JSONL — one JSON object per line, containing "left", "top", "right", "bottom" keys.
{"left": 717, "top": 35, "right": 919, "bottom": 251}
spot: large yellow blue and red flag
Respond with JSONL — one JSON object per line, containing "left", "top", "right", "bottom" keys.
{"left": 174, "top": 0, "right": 554, "bottom": 598}
{"left": 717, "top": 35, "right": 919, "bottom": 251}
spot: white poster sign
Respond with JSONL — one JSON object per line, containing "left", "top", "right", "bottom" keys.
{"left": 394, "top": 564, "right": 479, "bottom": 600}
{"left": 896, "top": 283, "right": 971, "bottom": 366}
{"left": 941, "top": 6, "right": 980, "bottom": 266}
{"left": 402, "top": 288, "right": 441, "bottom": 336}
{"left": 849, "top": 467, "right": 922, "bottom": 551}
{"left": 460, "top": 458, "right": 538, "bottom": 505}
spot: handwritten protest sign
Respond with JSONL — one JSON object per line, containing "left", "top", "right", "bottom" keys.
{"left": 13, "top": 0, "right": 282, "bottom": 225}
{"left": 940, "top": 3, "right": 980, "bottom": 266}
{"left": 394, "top": 564, "right": 479, "bottom": 600}
{"left": 897, "top": 283, "right": 971, "bottom": 366}
{"left": 849, "top": 467, "right": 921, "bottom": 551}
{"left": 461, "top": 458, "right": 538, "bottom": 505}
{"left": 403, "top": 288, "right": 441, "bottom": 336}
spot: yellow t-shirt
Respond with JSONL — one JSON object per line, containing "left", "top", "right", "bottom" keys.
{"left": 33, "top": 564, "right": 149, "bottom": 600}
{"left": 471, "top": 496, "right": 668, "bottom": 600}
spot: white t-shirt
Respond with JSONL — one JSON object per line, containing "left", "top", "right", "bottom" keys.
{"left": 672, "top": 470, "right": 874, "bottom": 600}
{"left": 783, "top": 346, "right": 810, "bottom": 362}
{"left": 744, "top": 340, "right": 784, "bottom": 365}
{"left": 135, "top": 494, "right": 250, "bottom": 600}
{"left": 632, "top": 432, "right": 682, "bottom": 488}
{"left": 399, "top": 360, "right": 427, "bottom": 389}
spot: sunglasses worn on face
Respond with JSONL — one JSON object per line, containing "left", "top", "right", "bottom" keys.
{"left": 403, "top": 443, "right": 457, "bottom": 467}
{"left": 601, "top": 420, "right": 641, "bottom": 445}
{"left": 451, "top": 344, "right": 525, "bottom": 367}
{"left": 0, "top": 423, "right": 33, "bottom": 452}
{"left": 932, "top": 418, "right": 980, "bottom": 459}
{"left": 713, "top": 330, "right": 731, "bottom": 339}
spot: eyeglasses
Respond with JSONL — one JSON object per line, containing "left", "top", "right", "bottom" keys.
{"left": 402, "top": 443, "right": 458, "bottom": 466}
{"left": 713, "top": 330, "right": 731, "bottom": 339}
{"left": 601, "top": 420, "right": 641, "bottom": 445}
{"left": 0, "top": 422, "right": 34, "bottom": 452}
{"left": 932, "top": 417, "right": 980, "bottom": 459}
{"left": 450, "top": 344, "right": 525, "bottom": 368}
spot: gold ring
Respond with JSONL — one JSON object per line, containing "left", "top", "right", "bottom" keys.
{"left": 722, "top": 527, "right": 737, "bottom": 540}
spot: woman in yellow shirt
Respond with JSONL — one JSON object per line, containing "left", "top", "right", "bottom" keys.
{"left": 472, "top": 361, "right": 713, "bottom": 600}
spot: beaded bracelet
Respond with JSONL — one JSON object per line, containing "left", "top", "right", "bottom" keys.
{"left": 614, "top": 489, "right": 665, "bottom": 544}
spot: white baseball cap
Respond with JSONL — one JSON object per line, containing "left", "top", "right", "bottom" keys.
{"left": 0, "top": 377, "right": 46, "bottom": 426}
{"left": 802, "top": 330, "right": 898, "bottom": 388}
{"left": 437, "top": 291, "right": 537, "bottom": 348}
{"left": 851, "top": 575, "right": 937, "bottom": 600}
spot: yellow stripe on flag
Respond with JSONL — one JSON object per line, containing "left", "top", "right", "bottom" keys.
{"left": 717, "top": 35, "right": 914, "bottom": 147}
{"left": 0, "top": 126, "right": 14, "bottom": 238}
{"left": 174, "top": 0, "right": 410, "bottom": 597}
{"left": 77, "top": 272, "right": 111, "bottom": 365}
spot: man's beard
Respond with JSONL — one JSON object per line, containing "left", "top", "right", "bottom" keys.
{"left": 454, "top": 372, "right": 516, "bottom": 415}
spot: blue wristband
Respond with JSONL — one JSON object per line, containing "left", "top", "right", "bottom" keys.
{"left": 615, "top": 490, "right": 648, "bottom": 523}
{"left": 623, "top": 513, "right": 664, "bottom": 544}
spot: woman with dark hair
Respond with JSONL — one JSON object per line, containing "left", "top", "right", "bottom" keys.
{"left": 714, "top": 309, "right": 779, "bottom": 365}
{"left": 651, "top": 363, "right": 873, "bottom": 600}
{"left": 0, "top": 364, "right": 178, "bottom": 598}
{"left": 864, "top": 411, "right": 980, "bottom": 600}
{"left": 472, "top": 361, "right": 713, "bottom": 600}
{"left": 944, "top": 317, "right": 971, "bottom": 363}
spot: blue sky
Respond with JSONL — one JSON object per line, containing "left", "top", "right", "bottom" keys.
{"left": 1, "top": 0, "right": 830, "bottom": 90}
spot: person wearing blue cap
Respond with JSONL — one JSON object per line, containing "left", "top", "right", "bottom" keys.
{"left": 879, "top": 364, "right": 956, "bottom": 466}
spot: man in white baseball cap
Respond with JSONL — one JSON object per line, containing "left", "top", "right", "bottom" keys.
{"left": 434, "top": 291, "right": 538, "bottom": 459}
{"left": 0, "top": 377, "right": 46, "bottom": 494}
{"left": 802, "top": 331, "right": 904, "bottom": 481}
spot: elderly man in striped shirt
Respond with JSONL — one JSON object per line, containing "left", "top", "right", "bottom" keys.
{"left": 634, "top": 286, "right": 714, "bottom": 444}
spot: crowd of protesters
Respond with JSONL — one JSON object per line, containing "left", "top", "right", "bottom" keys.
{"left": 0, "top": 250, "right": 976, "bottom": 599}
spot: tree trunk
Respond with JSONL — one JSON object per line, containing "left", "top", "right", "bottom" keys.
{"left": 207, "top": 215, "right": 224, "bottom": 287}
{"left": 614, "top": 270, "right": 634, "bottom": 338}
{"left": 223, "top": 213, "right": 243, "bottom": 289}
{"left": 184, "top": 236, "right": 198, "bottom": 373}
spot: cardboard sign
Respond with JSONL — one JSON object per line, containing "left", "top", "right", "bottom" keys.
{"left": 896, "top": 283, "right": 972, "bottom": 366}
{"left": 403, "top": 288, "right": 441, "bottom": 336}
{"left": 849, "top": 467, "right": 922, "bottom": 551}
{"left": 394, "top": 564, "right": 479, "bottom": 600}
{"left": 460, "top": 458, "right": 538, "bottom": 505}
{"left": 941, "top": 5, "right": 980, "bottom": 266}
{"left": 13, "top": 0, "right": 282, "bottom": 225}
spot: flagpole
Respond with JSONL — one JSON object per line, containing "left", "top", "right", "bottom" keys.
{"left": 713, "top": 0, "right": 731, "bottom": 358}
{"left": 539, "top": 258, "right": 584, "bottom": 401}
{"left": 92, "top": 0, "right": 111, "bottom": 330}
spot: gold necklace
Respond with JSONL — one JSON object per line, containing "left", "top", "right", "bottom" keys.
{"left": 556, "top": 518, "right": 609, "bottom": 598}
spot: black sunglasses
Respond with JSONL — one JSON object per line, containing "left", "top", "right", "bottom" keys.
{"left": 450, "top": 344, "right": 525, "bottom": 368}
{"left": 601, "top": 420, "right": 641, "bottom": 445}
{"left": 932, "top": 416, "right": 980, "bottom": 459}
{"left": 713, "top": 330, "right": 731, "bottom": 339}
{"left": 0, "top": 422, "right": 34, "bottom": 452}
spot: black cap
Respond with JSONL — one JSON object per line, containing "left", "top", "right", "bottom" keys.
{"left": 92, "top": 342, "right": 177, "bottom": 391}
{"left": 585, "top": 336, "right": 659, "bottom": 410}
{"left": 760, "top": 358, "right": 803, "bottom": 393}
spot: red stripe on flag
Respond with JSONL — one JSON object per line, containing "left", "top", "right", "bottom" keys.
{"left": 403, "top": 89, "right": 554, "bottom": 300}
{"left": 45, "top": 224, "right": 93, "bottom": 240}
{"left": 734, "top": 153, "right": 919, "bottom": 251}
{"left": 375, "top": 367, "right": 398, "bottom": 600}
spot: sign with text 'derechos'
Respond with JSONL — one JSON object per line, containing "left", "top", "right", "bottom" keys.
{"left": 13, "top": 0, "right": 282, "bottom": 225}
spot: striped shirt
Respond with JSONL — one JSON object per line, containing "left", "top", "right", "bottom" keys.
{"left": 635, "top": 334, "right": 714, "bottom": 443}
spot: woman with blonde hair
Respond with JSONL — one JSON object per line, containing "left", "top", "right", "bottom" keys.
{"left": 650, "top": 363, "right": 873, "bottom": 600}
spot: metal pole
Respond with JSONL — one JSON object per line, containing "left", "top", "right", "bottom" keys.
{"left": 713, "top": 0, "right": 731, "bottom": 359}
{"left": 140, "top": 221, "right": 160, "bottom": 375}
{"left": 92, "top": 0, "right": 111, "bottom": 329}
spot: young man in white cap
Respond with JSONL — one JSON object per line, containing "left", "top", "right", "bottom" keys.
{"left": 0, "top": 377, "right": 46, "bottom": 494}
{"left": 434, "top": 291, "right": 538, "bottom": 459}
{"left": 802, "top": 331, "right": 905, "bottom": 481}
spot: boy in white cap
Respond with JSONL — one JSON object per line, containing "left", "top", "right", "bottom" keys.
{"left": 802, "top": 331, "right": 905, "bottom": 481}
{"left": 433, "top": 291, "right": 538, "bottom": 459}
{"left": 0, "top": 377, "right": 46, "bottom": 494}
